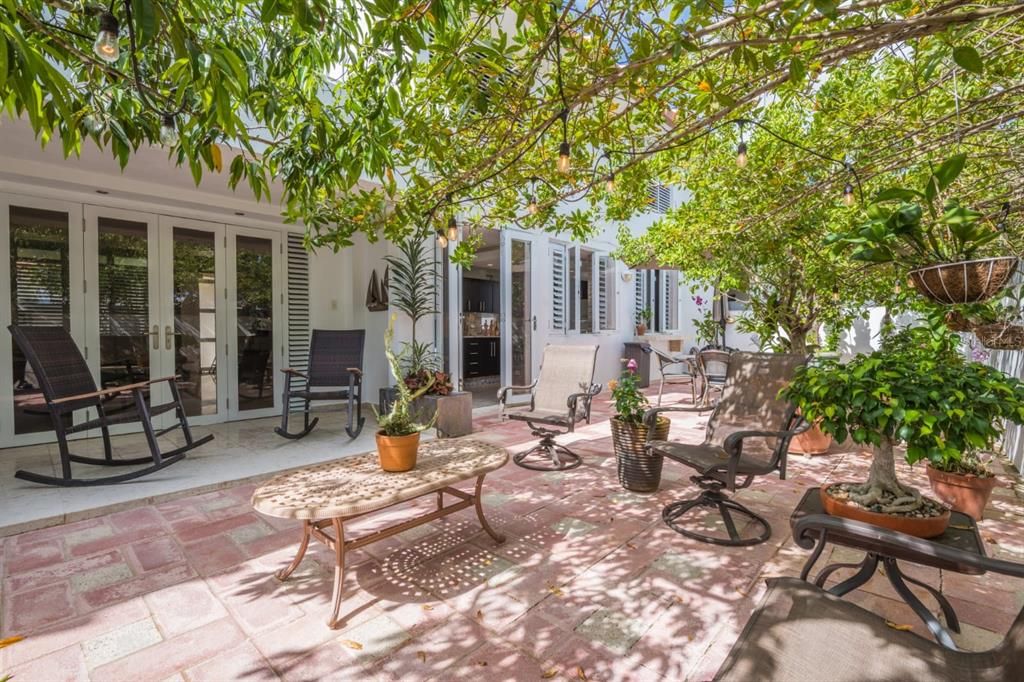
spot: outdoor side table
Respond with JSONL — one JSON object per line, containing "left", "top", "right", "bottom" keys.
{"left": 790, "top": 487, "right": 986, "bottom": 650}
{"left": 251, "top": 439, "right": 508, "bottom": 628}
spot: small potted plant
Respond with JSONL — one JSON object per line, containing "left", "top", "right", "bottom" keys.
{"left": 609, "top": 358, "right": 670, "bottom": 492}
{"left": 374, "top": 316, "right": 436, "bottom": 472}
{"left": 926, "top": 453, "right": 1000, "bottom": 522}
{"left": 781, "top": 325, "right": 1024, "bottom": 537}
{"left": 830, "top": 154, "right": 1016, "bottom": 304}
{"left": 635, "top": 308, "right": 652, "bottom": 336}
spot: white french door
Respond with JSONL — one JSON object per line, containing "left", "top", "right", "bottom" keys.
{"left": 500, "top": 229, "right": 542, "bottom": 388}
{"left": 157, "top": 216, "right": 228, "bottom": 426}
{"left": 0, "top": 196, "right": 86, "bottom": 447}
{"left": 225, "top": 226, "right": 283, "bottom": 420}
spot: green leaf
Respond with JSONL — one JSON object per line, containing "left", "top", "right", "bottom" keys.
{"left": 788, "top": 57, "right": 806, "bottom": 85}
{"left": 814, "top": 0, "right": 839, "bottom": 17}
{"left": 952, "top": 46, "right": 984, "bottom": 74}
{"left": 932, "top": 154, "right": 967, "bottom": 192}
{"left": 131, "top": 0, "right": 159, "bottom": 48}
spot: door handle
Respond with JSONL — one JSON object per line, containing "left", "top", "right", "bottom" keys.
{"left": 165, "top": 325, "right": 173, "bottom": 350}
{"left": 150, "top": 325, "right": 160, "bottom": 350}
{"left": 532, "top": 315, "right": 537, "bottom": 331}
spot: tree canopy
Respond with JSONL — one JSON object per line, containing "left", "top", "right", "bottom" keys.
{"left": 4, "top": 1, "right": 1024, "bottom": 263}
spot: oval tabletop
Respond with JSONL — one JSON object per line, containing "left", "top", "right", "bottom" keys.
{"left": 251, "top": 439, "right": 508, "bottom": 520}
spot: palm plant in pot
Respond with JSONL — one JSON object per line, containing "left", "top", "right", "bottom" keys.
{"left": 830, "top": 154, "right": 1016, "bottom": 305}
{"left": 373, "top": 316, "right": 436, "bottom": 472}
{"left": 781, "top": 325, "right": 1024, "bottom": 537}
{"left": 609, "top": 358, "right": 670, "bottom": 492}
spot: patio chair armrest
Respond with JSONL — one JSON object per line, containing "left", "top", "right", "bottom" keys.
{"left": 49, "top": 375, "right": 179, "bottom": 405}
{"left": 281, "top": 368, "right": 308, "bottom": 379}
{"left": 567, "top": 384, "right": 603, "bottom": 417}
{"left": 792, "top": 514, "right": 1024, "bottom": 579}
{"left": 722, "top": 424, "right": 808, "bottom": 455}
{"left": 497, "top": 382, "right": 537, "bottom": 404}
{"left": 643, "top": 404, "right": 711, "bottom": 432}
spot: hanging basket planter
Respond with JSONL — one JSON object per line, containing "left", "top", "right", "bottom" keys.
{"left": 974, "top": 322, "right": 1024, "bottom": 351}
{"left": 907, "top": 256, "right": 1018, "bottom": 305}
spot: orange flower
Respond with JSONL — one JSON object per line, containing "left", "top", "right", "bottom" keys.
{"left": 607, "top": 379, "right": 619, "bottom": 391}
{"left": 697, "top": 79, "right": 711, "bottom": 92}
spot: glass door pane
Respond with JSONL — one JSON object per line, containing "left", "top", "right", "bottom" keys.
{"left": 164, "top": 223, "right": 223, "bottom": 418}
{"left": 234, "top": 233, "right": 275, "bottom": 413}
{"left": 95, "top": 215, "right": 155, "bottom": 413}
{"left": 9, "top": 206, "right": 73, "bottom": 435}
{"left": 508, "top": 237, "right": 533, "bottom": 386}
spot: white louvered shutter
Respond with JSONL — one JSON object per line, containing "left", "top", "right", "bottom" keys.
{"left": 286, "top": 233, "right": 310, "bottom": 409}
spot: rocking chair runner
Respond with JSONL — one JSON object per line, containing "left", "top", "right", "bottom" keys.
{"left": 8, "top": 325, "right": 212, "bottom": 487}
{"left": 276, "top": 329, "right": 366, "bottom": 440}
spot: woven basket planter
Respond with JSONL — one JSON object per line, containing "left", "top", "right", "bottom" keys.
{"left": 907, "top": 256, "right": 1018, "bottom": 304}
{"left": 611, "top": 416, "right": 670, "bottom": 493}
{"left": 974, "top": 322, "right": 1024, "bottom": 350}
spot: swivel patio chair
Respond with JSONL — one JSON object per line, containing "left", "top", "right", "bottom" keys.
{"left": 715, "top": 519, "right": 1024, "bottom": 680}
{"left": 276, "top": 329, "right": 366, "bottom": 440}
{"left": 499, "top": 344, "right": 601, "bottom": 471}
{"left": 696, "top": 348, "right": 731, "bottom": 405}
{"left": 649, "top": 346, "right": 698, "bottom": 405}
{"left": 644, "top": 352, "right": 807, "bottom": 546}
{"left": 8, "top": 325, "right": 213, "bottom": 487}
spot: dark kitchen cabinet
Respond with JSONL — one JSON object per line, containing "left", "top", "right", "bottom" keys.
{"left": 464, "top": 337, "right": 500, "bottom": 378}
{"left": 463, "top": 278, "right": 499, "bottom": 313}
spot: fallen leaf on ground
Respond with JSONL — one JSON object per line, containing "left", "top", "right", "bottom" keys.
{"left": 577, "top": 665, "right": 588, "bottom": 680}
{"left": 625, "top": 542, "right": 638, "bottom": 550}
{"left": 541, "top": 669, "right": 559, "bottom": 679}
{"left": 0, "top": 636, "right": 24, "bottom": 648}
{"left": 547, "top": 584, "right": 564, "bottom": 596}
{"left": 422, "top": 604, "right": 434, "bottom": 611}
{"left": 475, "top": 660, "right": 489, "bottom": 667}
{"left": 417, "top": 651, "right": 428, "bottom": 663}
{"left": 476, "top": 609, "right": 484, "bottom": 620}
{"left": 885, "top": 621, "right": 913, "bottom": 631}
{"left": 341, "top": 639, "right": 364, "bottom": 650}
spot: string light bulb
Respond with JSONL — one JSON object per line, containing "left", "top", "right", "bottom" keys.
{"left": 158, "top": 114, "right": 178, "bottom": 146}
{"left": 527, "top": 197, "right": 539, "bottom": 215}
{"left": 436, "top": 231, "right": 448, "bottom": 249}
{"left": 605, "top": 173, "right": 615, "bottom": 193}
{"left": 93, "top": 11, "right": 120, "bottom": 63}
{"left": 446, "top": 215, "right": 458, "bottom": 242}
{"left": 842, "top": 183, "right": 855, "bottom": 207}
{"left": 736, "top": 141, "right": 748, "bottom": 169}
{"left": 663, "top": 108, "right": 679, "bottom": 127}
{"left": 557, "top": 141, "right": 571, "bottom": 175}
{"left": 832, "top": 286, "right": 840, "bottom": 302}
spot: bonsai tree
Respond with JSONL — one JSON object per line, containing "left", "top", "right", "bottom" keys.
{"left": 830, "top": 154, "right": 1009, "bottom": 268}
{"left": 781, "top": 325, "right": 1024, "bottom": 513}
{"left": 374, "top": 315, "right": 436, "bottom": 437}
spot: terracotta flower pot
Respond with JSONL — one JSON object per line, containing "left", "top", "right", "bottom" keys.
{"left": 789, "top": 421, "right": 833, "bottom": 456}
{"left": 820, "top": 485, "right": 951, "bottom": 539}
{"left": 376, "top": 431, "right": 420, "bottom": 472}
{"left": 926, "top": 464, "right": 999, "bottom": 521}
{"left": 635, "top": 323, "right": 647, "bottom": 336}
{"left": 611, "top": 416, "right": 669, "bottom": 492}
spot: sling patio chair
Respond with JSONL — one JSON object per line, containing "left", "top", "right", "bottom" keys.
{"left": 696, "top": 347, "right": 732, "bottom": 405}
{"left": 644, "top": 352, "right": 808, "bottom": 546}
{"left": 8, "top": 325, "right": 213, "bottom": 487}
{"left": 715, "top": 518, "right": 1024, "bottom": 681}
{"left": 648, "top": 345, "right": 699, "bottom": 405}
{"left": 275, "top": 329, "right": 366, "bottom": 440}
{"left": 499, "top": 344, "right": 602, "bottom": 471}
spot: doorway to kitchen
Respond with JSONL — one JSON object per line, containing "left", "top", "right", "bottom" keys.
{"left": 460, "top": 230, "right": 502, "bottom": 407}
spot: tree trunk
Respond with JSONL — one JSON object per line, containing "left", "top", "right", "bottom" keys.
{"left": 787, "top": 329, "right": 808, "bottom": 355}
{"left": 846, "top": 435, "right": 924, "bottom": 513}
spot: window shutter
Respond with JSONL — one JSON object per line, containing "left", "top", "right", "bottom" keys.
{"left": 646, "top": 182, "right": 672, "bottom": 214}
{"left": 286, "top": 233, "right": 310, "bottom": 408}
{"left": 550, "top": 245, "right": 566, "bottom": 332}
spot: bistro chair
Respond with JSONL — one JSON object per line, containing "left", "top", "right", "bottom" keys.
{"left": 499, "top": 344, "right": 602, "bottom": 471}
{"left": 715, "top": 519, "right": 1024, "bottom": 680}
{"left": 8, "top": 325, "right": 213, "bottom": 487}
{"left": 644, "top": 352, "right": 807, "bottom": 546}
{"left": 276, "top": 329, "right": 366, "bottom": 440}
{"left": 649, "top": 346, "right": 699, "bottom": 405}
{"left": 697, "top": 348, "right": 732, "bottom": 405}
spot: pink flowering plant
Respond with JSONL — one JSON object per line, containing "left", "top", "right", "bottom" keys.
{"left": 610, "top": 358, "right": 649, "bottom": 426}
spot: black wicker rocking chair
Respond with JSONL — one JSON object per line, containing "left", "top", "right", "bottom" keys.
{"left": 275, "top": 329, "right": 366, "bottom": 440}
{"left": 9, "top": 325, "right": 213, "bottom": 487}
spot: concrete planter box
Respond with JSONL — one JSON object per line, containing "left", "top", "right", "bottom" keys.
{"left": 379, "top": 388, "right": 474, "bottom": 438}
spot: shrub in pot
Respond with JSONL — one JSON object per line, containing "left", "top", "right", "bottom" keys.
{"left": 926, "top": 454, "right": 1000, "bottom": 522}
{"left": 635, "top": 307, "right": 652, "bottom": 336}
{"left": 609, "top": 358, "right": 669, "bottom": 492}
{"left": 781, "top": 325, "right": 1024, "bottom": 537}
{"left": 373, "top": 316, "right": 436, "bottom": 472}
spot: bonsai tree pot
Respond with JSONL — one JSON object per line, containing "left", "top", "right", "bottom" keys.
{"left": 376, "top": 431, "right": 420, "bottom": 472}
{"left": 820, "top": 484, "right": 951, "bottom": 539}
{"left": 611, "top": 416, "right": 669, "bottom": 492}
{"left": 926, "top": 464, "right": 999, "bottom": 521}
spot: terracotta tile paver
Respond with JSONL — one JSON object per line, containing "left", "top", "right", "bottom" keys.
{"left": 2, "top": 391, "right": 1024, "bottom": 680}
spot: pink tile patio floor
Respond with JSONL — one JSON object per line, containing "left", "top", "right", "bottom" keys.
{"left": 3, "top": 389, "right": 1024, "bottom": 681}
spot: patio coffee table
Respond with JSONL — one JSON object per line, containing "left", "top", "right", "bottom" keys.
{"left": 251, "top": 439, "right": 508, "bottom": 628}
{"left": 790, "top": 487, "right": 985, "bottom": 649}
